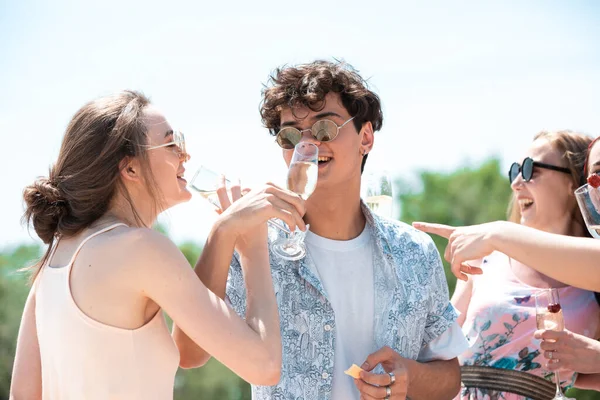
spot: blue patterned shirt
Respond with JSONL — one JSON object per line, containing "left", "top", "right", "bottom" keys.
{"left": 226, "top": 204, "right": 458, "bottom": 399}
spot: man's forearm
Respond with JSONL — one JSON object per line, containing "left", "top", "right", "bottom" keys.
{"left": 405, "top": 358, "right": 461, "bottom": 400}
{"left": 190, "top": 222, "right": 236, "bottom": 299}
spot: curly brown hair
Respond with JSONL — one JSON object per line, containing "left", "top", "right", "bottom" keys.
{"left": 260, "top": 60, "right": 383, "bottom": 172}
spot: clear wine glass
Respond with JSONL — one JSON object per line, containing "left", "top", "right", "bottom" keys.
{"left": 574, "top": 183, "right": 600, "bottom": 238}
{"left": 361, "top": 170, "right": 394, "bottom": 218}
{"left": 534, "top": 288, "right": 573, "bottom": 400}
{"left": 188, "top": 165, "right": 291, "bottom": 234}
{"left": 270, "top": 142, "right": 319, "bottom": 260}
{"left": 188, "top": 165, "right": 229, "bottom": 207}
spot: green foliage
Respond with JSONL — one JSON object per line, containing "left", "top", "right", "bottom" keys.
{"left": 178, "top": 241, "right": 203, "bottom": 267}
{"left": 397, "top": 158, "right": 512, "bottom": 294}
{"left": 569, "top": 387, "right": 600, "bottom": 400}
{"left": 0, "top": 244, "right": 41, "bottom": 397}
{"left": 174, "top": 360, "right": 250, "bottom": 400}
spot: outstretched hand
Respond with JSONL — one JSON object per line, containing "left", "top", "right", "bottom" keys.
{"left": 412, "top": 221, "right": 499, "bottom": 281}
{"left": 216, "top": 177, "right": 306, "bottom": 254}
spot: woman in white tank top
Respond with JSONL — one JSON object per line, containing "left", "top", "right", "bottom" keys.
{"left": 10, "top": 91, "right": 307, "bottom": 399}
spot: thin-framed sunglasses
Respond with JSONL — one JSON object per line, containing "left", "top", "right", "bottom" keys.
{"left": 275, "top": 116, "right": 356, "bottom": 150}
{"left": 146, "top": 130, "right": 189, "bottom": 161}
{"left": 508, "top": 157, "right": 570, "bottom": 183}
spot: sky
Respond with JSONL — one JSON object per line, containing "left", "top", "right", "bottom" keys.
{"left": 1, "top": 0, "right": 599, "bottom": 248}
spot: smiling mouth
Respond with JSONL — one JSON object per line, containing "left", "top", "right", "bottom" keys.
{"left": 318, "top": 156, "right": 332, "bottom": 166}
{"left": 518, "top": 198, "right": 534, "bottom": 211}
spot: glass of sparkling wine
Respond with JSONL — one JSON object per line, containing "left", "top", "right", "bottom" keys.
{"left": 188, "top": 165, "right": 229, "bottom": 206}
{"left": 188, "top": 166, "right": 291, "bottom": 234}
{"left": 271, "top": 142, "right": 319, "bottom": 261}
{"left": 575, "top": 183, "right": 600, "bottom": 238}
{"left": 361, "top": 171, "right": 393, "bottom": 218}
{"left": 534, "top": 288, "right": 573, "bottom": 400}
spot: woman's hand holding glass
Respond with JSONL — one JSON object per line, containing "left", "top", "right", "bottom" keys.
{"left": 189, "top": 165, "right": 293, "bottom": 233}
{"left": 189, "top": 141, "right": 317, "bottom": 261}
{"left": 535, "top": 329, "right": 600, "bottom": 374}
{"left": 215, "top": 178, "right": 306, "bottom": 254}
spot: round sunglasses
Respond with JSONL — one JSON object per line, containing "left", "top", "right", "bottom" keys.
{"left": 508, "top": 157, "right": 570, "bottom": 183}
{"left": 275, "top": 116, "right": 356, "bottom": 149}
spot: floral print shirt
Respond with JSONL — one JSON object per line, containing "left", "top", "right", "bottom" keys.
{"left": 226, "top": 203, "right": 459, "bottom": 400}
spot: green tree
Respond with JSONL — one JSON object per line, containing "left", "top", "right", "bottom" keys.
{"left": 398, "top": 157, "right": 512, "bottom": 294}
{"left": 0, "top": 244, "right": 41, "bottom": 398}
{"left": 397, "top": 157, "right": 599, "bottom": 400}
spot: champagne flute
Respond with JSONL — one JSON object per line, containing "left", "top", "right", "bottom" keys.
{"left": 575, "top": 183, "right": 600, "bottom": 238}
{"left": 361, "top": 170, "right": 394, "bottom": 218}
{"left": 188, "top": 165, "right": 291, "bottom": 234}
{"left": 534, "top": 288, "right": 573, "bottom": 400}
{"left": 188, "top": 165, "right": 229, "bottom": 207}
{"left": 271, "top": 142, "right": 319, "bottom": 260}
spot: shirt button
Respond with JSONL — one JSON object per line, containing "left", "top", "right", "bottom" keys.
{"left": 324, "top": 324, "right": 332, "bottom": 331}
{"left": 322, "top": 372, "right": 329, "bottom": 379}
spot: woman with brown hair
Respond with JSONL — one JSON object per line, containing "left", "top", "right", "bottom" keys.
{"left": 9, "top": 90, "right": 306, "bottom": 399}
{"left": 420, "top": 130, "right": 600, "bottom": 399}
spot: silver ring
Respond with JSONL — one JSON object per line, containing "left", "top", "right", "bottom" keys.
{"left": 548, "top": 350, "right": 553, "bottom": 360}
{"left": 388, "top": 371, "right": 396, "bottom": 385}
{"left": 385, "top": 385, "right": 392, "bottom": 399}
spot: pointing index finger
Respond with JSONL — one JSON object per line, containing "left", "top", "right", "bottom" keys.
{"left": 412, "top": 222, "right": 455, "bottom": 239}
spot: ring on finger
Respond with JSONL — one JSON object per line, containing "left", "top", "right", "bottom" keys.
{"left": 384, "top": 385, "right": 391, "bottom": 399}
{"left": 388, "top": 371, "right": 396, "bottom": 385}
{"left": 548, "top": 350, "right": 554, "bottom": 360}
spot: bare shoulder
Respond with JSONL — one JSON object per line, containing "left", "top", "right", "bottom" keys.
{"left": 109, "top": 226, "right": 177, "bottom": 251}
{"left": 89, "top": 226, "right": 187, "bottom": 274}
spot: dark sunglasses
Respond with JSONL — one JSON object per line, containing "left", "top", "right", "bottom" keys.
{"left": 275, "top": 116, "right": 355, "bottom": 149}
{"left": 508, "top": 157, "right": 571, "bottom": 183}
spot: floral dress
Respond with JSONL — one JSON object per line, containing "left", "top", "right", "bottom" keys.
{"left": 457, "top": 252, "right": 600, "bottom": 400}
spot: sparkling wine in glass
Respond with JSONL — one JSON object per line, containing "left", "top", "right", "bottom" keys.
{"left": 575, "top": 183, "right": 600, "bottom": 238}
{"left": 361, "top": 171, "right": 393, "bottom": 218}
{"left": 188, "top": 165, "right": 291, "bottom": 234}
{"left": 271, "top": 142, "right": 319, "bottom": 260}
{"left": 188, "top": 166, "right": 228, "bottom": 207}
{"left": 534, "top": 288, "right": 573, "bottom": 400}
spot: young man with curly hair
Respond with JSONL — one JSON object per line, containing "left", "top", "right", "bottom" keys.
{"left": 176, "top": 60, "right": 468, "bottom": 400}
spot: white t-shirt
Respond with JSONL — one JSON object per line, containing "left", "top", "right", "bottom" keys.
{"left": 305, "top": 225, "right": 467, "bottom": 400}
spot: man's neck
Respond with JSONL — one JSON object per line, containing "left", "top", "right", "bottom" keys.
{"left": 305, "top": 188, "right": 365, "bottom": 241}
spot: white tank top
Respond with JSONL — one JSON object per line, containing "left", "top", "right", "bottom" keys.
{"left": 35, "top": 223, "right": 180, "bottom": 399}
